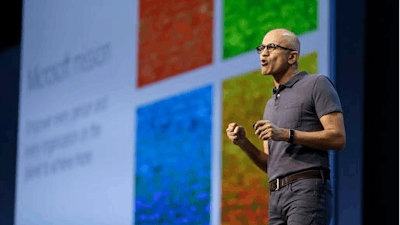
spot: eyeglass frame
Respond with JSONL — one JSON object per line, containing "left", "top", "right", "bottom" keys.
{"left": 256, "top": 43, "right": 296, "bottom": 54}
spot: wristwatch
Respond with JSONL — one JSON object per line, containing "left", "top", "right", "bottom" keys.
{"left": 288, "top": 129, "right": 295, "bottom": 143}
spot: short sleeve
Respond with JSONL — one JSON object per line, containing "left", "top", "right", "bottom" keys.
{"left": 312, "top": 75, "right": 343, "bottom": 119}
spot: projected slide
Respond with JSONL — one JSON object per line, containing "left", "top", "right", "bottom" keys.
{"left": 16, "top": 0, "right": 331, "bottom": 224}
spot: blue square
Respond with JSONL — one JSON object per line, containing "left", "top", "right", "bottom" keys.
{"left": 135, "top": 86, "right": 212, "bottom": 225}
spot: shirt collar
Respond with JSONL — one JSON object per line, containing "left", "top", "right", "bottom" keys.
{"left": 272, "top": 71, "right": 308, "bottom": 94}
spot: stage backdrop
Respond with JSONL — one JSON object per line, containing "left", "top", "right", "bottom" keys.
{"left": 16, "top": 0, "right": 332, "bottom": 224}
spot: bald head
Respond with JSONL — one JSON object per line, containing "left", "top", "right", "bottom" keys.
{"left": 265, "top": 28, "right": 301, "bottom": 55}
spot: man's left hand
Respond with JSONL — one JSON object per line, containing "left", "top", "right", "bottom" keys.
{"left": 253, "top": 120, "right": 288, "bottom": 141}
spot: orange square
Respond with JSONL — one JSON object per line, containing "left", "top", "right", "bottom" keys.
{"left": 138, "top": 0, "right": 213, "bottom": 87}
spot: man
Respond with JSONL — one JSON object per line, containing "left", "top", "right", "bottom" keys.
{"left": 225, "top": 28, "right": 345, "bottom": 225}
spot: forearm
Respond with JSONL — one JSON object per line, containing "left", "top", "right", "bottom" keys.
{"left": 238, "top": 138, "right": 269, "bottom": 174}
{"left": 283, "top": 128, "right": 345, "bottom": 151}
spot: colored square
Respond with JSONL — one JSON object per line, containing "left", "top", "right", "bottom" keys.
{"left": 138, "top": 0, "right": 213, "bottom": 88}
{"left": 135, "top": 86, "right": 212, "bottom": 224}
{"left": 224, "top": 0, "right": 318, "bottom": 59}
{"left": 221, "top": 52, "right": 317, "bottom": 224}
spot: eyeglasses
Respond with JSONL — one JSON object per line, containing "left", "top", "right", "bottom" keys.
{"left": 256, "top": 43, "right": 296, "bottom": 54}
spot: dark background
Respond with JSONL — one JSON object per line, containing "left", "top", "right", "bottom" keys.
{"left": 0, "top": 1, "right": 22, "bottom": 225}
{"left": 0, "top": 1, "right": 398, "bottom": 224}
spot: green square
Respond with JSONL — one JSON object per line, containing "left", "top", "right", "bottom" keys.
{"left": 224, "top": 0, "right": 318, "bottom": 59}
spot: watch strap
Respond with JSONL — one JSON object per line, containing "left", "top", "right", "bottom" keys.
{"left": 288, "top": 129, "right": 295, "bottom": 143}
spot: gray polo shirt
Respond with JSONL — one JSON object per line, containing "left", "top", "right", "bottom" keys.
{"left": 263, "top": 71, "right": 343, "bottom": 181}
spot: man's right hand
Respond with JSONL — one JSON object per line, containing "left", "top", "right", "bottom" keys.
{"left": 226, "top": 123, "right": 247, "bottom": 146}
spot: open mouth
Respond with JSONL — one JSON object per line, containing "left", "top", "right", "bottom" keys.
{"left": 261, "top": 59, "right": 268, "bottom": 66}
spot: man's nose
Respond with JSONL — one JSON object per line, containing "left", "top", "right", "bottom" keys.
{"left": 261, "top": 48, "right": 269, "bottom": 56}
{"left": 260, "top": 52, "right": 269, "bottom": 61}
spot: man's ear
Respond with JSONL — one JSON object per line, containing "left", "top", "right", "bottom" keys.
{"left": 288, "top": 51, "right": 299, "bottom": 65}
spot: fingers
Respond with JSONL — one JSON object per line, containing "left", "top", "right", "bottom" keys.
{"left": 254, "top": 120, "right": 273, "bottom": 140}
{"left": 226, "top": 123, "right": 246, "bottom": 145}
{"left": 254, "top": 120, "right": 270, "bottom": 131}
{"left": 255, "top": 122, "right": 271, "bottom": 135}
{"left": 225, "top": 123, "right": 237, "bottom": 140}
{"left": 259, "top": 129, "right": 271, "bottom": 140}
{"left": 231, "top": 126, "right": 241, "bottom": 144}
{"left": 233, "top": 125, "right": 240, "bottom": 134}
{"left": 226, "top": 123, "right": 237, "bottom": 132}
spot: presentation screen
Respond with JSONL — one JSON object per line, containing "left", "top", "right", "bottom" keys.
{"left": 16, "top": 0, "right": 332, "bottom": 224}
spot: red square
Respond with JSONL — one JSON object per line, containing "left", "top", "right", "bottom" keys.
{"left": 138, "top": 0, "right": 213, "bottom": 88}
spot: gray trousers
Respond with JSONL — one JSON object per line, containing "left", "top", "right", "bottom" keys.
{"left": 268, "top": 177, "right": 333, "bottom": 225}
